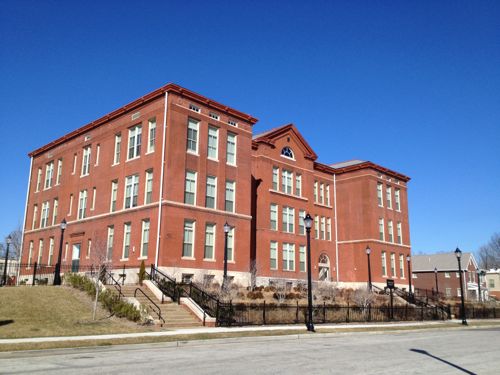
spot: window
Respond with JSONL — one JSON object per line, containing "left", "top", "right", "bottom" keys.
{"left": 445, "top": 288, "right": 451, "bottom": 297}
{"left": 395, "top": 189, "right": 401, "bottom": 211}
{"left": 314, "top": 181, "right": 318, "bottom": 202}
{"left": 282, "top": 243, "right": 295, "bottom": 271}
{"left": 189, "top": 103, "right": 200, "bottom": 113}
{"left": 319, "top": 183, "right": 325, "bottom": 204}
{"left": 314, "top": 216, "right": 319, "bottom": 239}
{"left": 299, "top": 245, "right": 306, "bottom": 272}
{"left": 386, "top": 186, "right": 392, "bottom": 209}
{"left": 326, "top": 185, "right": 330, "bottom": 206}
{"left": 114, "top": 133, "right": 121, "bottom": 164}
{"left": 282, "top": 170, "right": 293, "bottom": 194}
{"left": 184, "top": 171, "right": 197, "bottom": 205}
{"left": 282, "top": 206, "right": 295, "bottom": 233}
{"left": 48, "top": 238, "right": 54, "bottom": 266}
{"left": 64, "top": 242, "right": 68, "bottom": 261}
{"left": 207, "top": 126, "right": 219, "bottom": 159}
{"left": 56, "top": 159, "right": 62, "bottom": 185}
{"left": 445, "top": 272, "right": 450, "bottom": 278}
{"left": 91, "top": 187, "right": 96, "bottom": 210}
{"left": 270, "top": 204, "right": 278, "bottom": 231}
{"left": 141, "top": 219, "right": 150, "bottom": 258}
{"left": 72, "top": 153, "right": 77, "bottom": 174}
{"left": 95, "top": 144, "right": 100, "bottom": 166}
{"left": 281, "top": 146, "right": 294, "bottom": 159}
{"left": 78, "top": 190, "right": 87, "bottom": 219}
{"left": 124, "top": 174, "right": 139, "bottom": 209}
{"left": 320, "top": 217, "right": 326, "bottom": 240}
{"left": 270, "top": 241, "right": 278, "bottom": 270}
{"left": 40, "top": 201, "right": 50, "bottom": 228}
{"left": 32, "top": 205, "right": 38, "bottom": 229}
{"left": 128, "top": 125, "right": 142, "bottom": 160}
{"left": 327, "top": 218, "right": 332, "bottom": 241}
{"left": 295, "top": 174, "right": 302, "bottom": 196}
{"left": 36, "top": 168, "right": 42, "bottom": 192}
{"left": 107, "top": 226, "right": 114, "bottom": 261}
{"left": 388, "top": 220, "right": 394, "bottom": 243}
{"left": 110, "top": 180, "right": 118, "bottom": 212}
{"left": 52, "top": 199, "right": 58, "bottom": 225}
{"left": 226, "top": 132, "right": 236, "bottom": 165}
{"left": 272, "top": 167, "right": 279, "bottom": 190}
{"left": 123, "top": 223, "right": 131, "bottom": 259}
{"left": 44, "top": 162, "right": 54, "bottom": 189}
{"left": 209, "top": 112, "right": 220, "bottom": 120}
{"left": 225, "top": 180, "right": 235, "bottom": 212}
{"left": 456, "top": 272, "right": 460, "bottom": 278}
{"left": 68, "top": 194, "right": 73, "bottom": 216}
{"left": 27, "top": 241, "right": 33, "bottom": 268}
{"left": 379, "top": 218, "right": 385, "bottom": 241}
{"left": 204, "top": 223, "right": 215, "bottom": 260}
{"left": 390, "top": 253, "right": 396, "bottom": 277}
{"left": 381, "top": 251, "right": 387, "bottom": 276}
{"left": 228, "top": 119, "right": 237, "bottom": 126}
{"left": 205, "top": 176, "right": 216, "bottom": 209}
{"left": 81, "top": 146, "right": 91, "bottom": 176}
{"left": 457, "top": 288, "right": 461, "bottom": 297}
{"left": 299, "top": 210, "right": 306, "bottom": 235}
{"left": 145, "top": 170, "right": 153, "bottom": 204}
{"left": 399, "top": 254, "right": 405, "bottom": 278}
{"left": 38, "top": 239, "right": 44, "bottom": 264}
{"left": 148, "top": 118, "right": 156, "bottom": 153}
{"left": 489, "top": 279, "right": 495, "bottom": 288}
{"left": 377, "top": 183, "right": 383, "bottom": 207}
{"left": 86, "top": 239, "right": 92, "bottom": 258}
{"left": 227, "top": 227, "right": 234, "bottom": 262}
{"left": 397, "top": 222, "right": 402, "bottom": 244}
{"left": 186, "top": 118, "right": 199, "bottom": 153}
{"left": 182, "top": 220, "right": 195, "bottom": 258}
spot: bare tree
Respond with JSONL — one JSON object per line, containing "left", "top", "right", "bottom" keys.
{"left": 89, "top": 230, "right": 112, "bottom": 320}
{"left": 272, "top": 279, "right": 287, "bottom": 304}
{"left": 249, "top": 259, "right": 258, "bottom": 290}
{"left": 315, "top": 280, "right": 339, "bottom": 302}
{"left": 478, "top": 232, "right": 500, "bottom": 269}
{"left": 352, "top": 288, "right": 376, "bottom": 317}
{"left": 1, "top": 225, "right": 22, "bottom": 260}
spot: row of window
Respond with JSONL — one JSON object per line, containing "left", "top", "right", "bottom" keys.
{"left": 35, "top": 119, "right": 157, "bottom": 193}
{"left": 184, "top": 171, "right": 236, "bottom": 213}
{"left": 377, "top": 183, "right": 401, "bottom": 211}
{"left": 269, "top": 204, "right": 332, "bottom": 240}
{"left": 381, "top": 251, "right": 406, "bottom": 278}
{"left": 188, "top": 102, "right": 239, "bottom": 127}
{"left": 270, "top": 241, "right": 307, "bottom": 272}
{"left": 187, "top": 118, "right": 237, "bottom": 165}
{"left": 182, "top": 220, "right": 235, "bottom": 261}
{"left": 378, "top": 218, "right": 403, "bottom": 244}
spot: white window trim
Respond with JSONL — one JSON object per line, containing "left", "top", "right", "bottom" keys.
{"left": 226, "top": 132, "right": 237, "bottom": 166}
{"left": 207, "top": 126, "right": 219, "bottom": 161}
{"left": 187, "top": 118, "right": 199, "bottom": 155}
{"left": 185, "top": 171, "right": 197, "bottom": 205}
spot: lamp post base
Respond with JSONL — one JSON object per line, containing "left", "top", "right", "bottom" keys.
{"left": 306, "top": 322, "right": 315, "bottom": 332}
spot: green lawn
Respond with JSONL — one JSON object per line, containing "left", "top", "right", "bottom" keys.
{"left": 0, "top": 286, "right": 153, "bottom": 339}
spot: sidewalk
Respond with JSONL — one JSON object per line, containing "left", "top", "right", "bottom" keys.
{"left": 0, "top": 320, "right": 461, "bottom": 345}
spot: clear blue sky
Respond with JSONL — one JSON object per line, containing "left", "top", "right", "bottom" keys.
{"left": 1, "top": 0, "right": 499, "bottom": 256}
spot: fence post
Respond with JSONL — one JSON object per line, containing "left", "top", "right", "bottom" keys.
{"left": 420, "top": 306, "right": 424, "bottom": 321}
{"left": 229, "top": 300, "right": 233, "bottom": 327}
{"left": 122, "top": 265, "right": 125, "bottom": 285}
{"left": 216, "top": 300, "right": 220, "bottom": 327}
{"left": 323, "top": 301, "right": 326, "bottom": 323}
{"left": 295, "top": 300, "right": 299, "bottom": 324}
{"left": 32, "top": 262, "right": 38, "bottom": 286}
{"left": 368, "top": 304, "right": 371, "bottom": 322}
{"left": 346, "top": 302, "right": 350, "bottom": 323}
{"left": 263, "top": 300, "right": 266, "bottom": 325}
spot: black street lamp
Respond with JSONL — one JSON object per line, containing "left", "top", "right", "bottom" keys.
{"left": 222, "top": 222, "right": 230, "bottom": 290}
{"left": 366, "top": 246, "right": 372, "bottom": 291}
{"left": 406, "top": 255, "right": 413, "bottom": 302}
{"left": 1, "top": 235, "right": 12, "bottom": 286}
{"left": 455, "top": 247, "right": 467, "bottom": 325}
{"left": 434, "top": 267, "right": 439, "bottom": 296}
{"left": 304, "top": 213, "right": 315, "bottom": 332}
{"left": 53, "top": 219, "right": 67, "bottom": 286}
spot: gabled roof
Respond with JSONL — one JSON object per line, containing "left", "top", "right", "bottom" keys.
{"left": 29, "top": 83, "right": 258, "bottom": 157}
{"left": 252, "top": 123, "right": 318, "bottom": 161}
{"left": 412, "top": 253, "right": 478, "bottom": 272}
{"left": 330, "top": 160, "right": 411, "bottom": 182}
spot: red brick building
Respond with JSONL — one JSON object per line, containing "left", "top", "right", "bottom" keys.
{"left": 19, "top": 84, "right": 411, "bottom": 288}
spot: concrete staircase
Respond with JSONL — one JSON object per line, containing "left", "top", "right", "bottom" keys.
{"left": 119, "top": 284, "right": 203, "bottom": 328}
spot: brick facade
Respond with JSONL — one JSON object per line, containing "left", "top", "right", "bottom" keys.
{"left": 20, "top": 84, "right": 412, "bottom": 288}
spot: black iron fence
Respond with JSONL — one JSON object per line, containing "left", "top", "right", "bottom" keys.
{"left": 450, "top": 305, "right": 498, "bottom": 320}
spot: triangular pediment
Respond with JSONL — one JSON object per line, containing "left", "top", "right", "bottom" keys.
{"left": 252, "top": 124, "right": 318, "bottom": 161}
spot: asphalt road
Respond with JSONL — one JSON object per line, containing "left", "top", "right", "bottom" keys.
{"left": 1, "top": 327, "right": 499, "bottom": 374}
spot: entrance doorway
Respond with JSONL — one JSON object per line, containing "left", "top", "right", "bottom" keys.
{"left": 318, "top": 254, "right": 330, "bottom": 281}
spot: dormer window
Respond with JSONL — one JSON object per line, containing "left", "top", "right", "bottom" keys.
{"left": 281, "top": 146, "right": 294, "bottom": 159}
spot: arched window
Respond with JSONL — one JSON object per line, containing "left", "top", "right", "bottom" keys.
{"left": 281, "top": 146, "right": 294, "bottom": 159}
{"left": 318, "top": 254, "right": 330, "bottom": 281}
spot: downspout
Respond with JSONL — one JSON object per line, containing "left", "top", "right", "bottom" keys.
{"left": 154, "top": 91, "right": 168, "bottom": 267}
{"left": 17, "top": 157, "right": 33, "bottom": 285}
{"left": 333, "top": 173, "right": 339, "bottom": 283}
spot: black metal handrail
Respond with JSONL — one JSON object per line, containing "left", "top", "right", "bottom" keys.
{"left": 134, "top": 288, "right": 165, "bottom": 326}
{"left": 105, "top": 270, "right": 124, "bottom": 299}
{"left": 149, "top": 265, "right": 178, "bottom": 301}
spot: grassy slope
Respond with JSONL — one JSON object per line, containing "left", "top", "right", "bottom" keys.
{"left": 0, "top": 286, "right": 152, "bottom": 339}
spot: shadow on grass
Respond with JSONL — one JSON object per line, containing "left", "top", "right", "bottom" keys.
{"left": 410, "top": 349, "right": 476, "bottom": 374}
{"left": 0, "top": 320, "right": 14, "bottom": 327}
